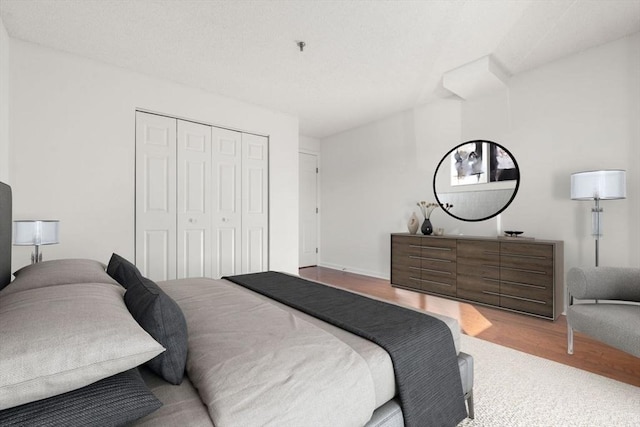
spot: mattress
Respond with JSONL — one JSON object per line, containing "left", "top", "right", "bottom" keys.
{"left": 133, "top": 277, "right": 464, "bottom": 426}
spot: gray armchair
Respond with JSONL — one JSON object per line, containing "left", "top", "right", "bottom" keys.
{"left": 567, "top": 267, "right": 640, "bottom": 358}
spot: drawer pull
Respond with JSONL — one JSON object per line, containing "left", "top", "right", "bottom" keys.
{"left": 409, "top": 255, "right": 452, "bottom": 263}
{"left": 420, "top": 268, "right": 452, "bottom": 276}
{"left": 422, "top": 257, "right": 452, "bottom": 264}
{"left": 483, "top": 277, "right": 500, "bottom": 283}
{"left": 409, "top": 245, "right": 453, "bottom": 252}
{"left": 424, "top": 246, "right": 453, "bottom": 251}
{"left": 501, "top": 253, "right": 547, "bottom": 261}
{"left": 412, "top": 277, "right": 452, "bottom": 287}
{"left": 482, "top": 291, "right": 546, "bottom": 305}
{"left": 501, "top": 266, "right": 547, "bottom": 275}
{"left": 501, "top": 280, "right": 547, "bottom": 290}
{"left": 499, "top": 293, "right": 546, "bottom": 305}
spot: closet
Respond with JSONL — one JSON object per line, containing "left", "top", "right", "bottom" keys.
{"left": 135, "top": 111, "right": 268, "bottom": 281}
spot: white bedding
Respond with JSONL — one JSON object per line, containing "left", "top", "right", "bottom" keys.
{"left": 159, "top": 278, "right": 378, "bottom": 427}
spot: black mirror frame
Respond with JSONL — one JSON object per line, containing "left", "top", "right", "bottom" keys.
{"left": 432, "top": 140, "right": 520, "bottom": 222}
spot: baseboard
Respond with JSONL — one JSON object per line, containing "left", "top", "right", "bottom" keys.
{"left": 318, "top": 262, "right": 390, "bottom": 281}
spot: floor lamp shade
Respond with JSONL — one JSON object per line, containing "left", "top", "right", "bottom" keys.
{"left": 570, "top": 170, "right": 626, "bottom": 267}
{"left": 570, "top": 170, "right": 626, "bottom": 200}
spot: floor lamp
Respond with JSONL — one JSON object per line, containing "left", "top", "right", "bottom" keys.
{"left": 570, "top": 170, "right": 626, "bottom": 267}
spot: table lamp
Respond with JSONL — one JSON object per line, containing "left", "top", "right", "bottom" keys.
{"left": 13, "top": 220, "right": 60, "bottom": 263}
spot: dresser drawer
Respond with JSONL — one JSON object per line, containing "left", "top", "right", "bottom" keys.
{"left": 500, "top": 293, "right": 553, "bottom": 318}
{"left": 457, "top": 262, "right": 499, "bottom": 280}
{"left": 392, "top": 236, "right": 422, "bottom": 257}
{"left": 457, "top": 240, "right": 499, "bottom": 264}
{"left": 417, "top": 273, "right": 457, "bottom": 297}
{"left": 500, "top": 280, "right": 552, "bottom": 303}
{"left": 500, "top": 265, "right": 553, "bottom": 288}
{"left": 500, "top": 243, "right": 553, "bottom": 267}
{"left": 420, "top": 238, "right": 457, "bottom": 261}
{"left": 391, "top": 268, "right": 422, "bottom": 291}
{"left": 457, "top": 275, "right": 500, "bottom": 305}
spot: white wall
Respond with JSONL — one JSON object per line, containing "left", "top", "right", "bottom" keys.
{"left": 9, "top": 39, "right": 299, "bottom": 274}
{"left": 0, "top": 16, "right": 9, "bottom": 184}
{"left": 321, "top": 33, "right": 640, "bottom": 280}
{"left": 299, "top": 135, "right": 321, "bottom": 153}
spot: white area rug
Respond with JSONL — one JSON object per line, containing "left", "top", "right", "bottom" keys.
{"left": 458, "top": 335, "right": 639, "bottom": 426}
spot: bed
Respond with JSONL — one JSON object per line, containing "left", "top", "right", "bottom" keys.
{"left": 0, "top": 181, "right": 474, "bottom": 426}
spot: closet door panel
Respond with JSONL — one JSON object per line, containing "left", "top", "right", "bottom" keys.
{"left": 245, "top": 227, "right": 265, "bottom": 272}
{"left": 242, "top": 134, "right": 269, "bottom": 273}
{"left": 215, "top": 227, "right": 238, "bottom": 277}
{"left": 135, "top": 112, "right": 177, "bottom": 281}
{"left": 177, "top": 120, "right": 212, "bottom": 278}
{"left": 217, "top": 164, "right": 238, "bottom": 212}
{"left": 212, "top": 127, "right": 242, "bottom": 277}
{"left": 143, "top": 230, "right": 171, "bottom": 282}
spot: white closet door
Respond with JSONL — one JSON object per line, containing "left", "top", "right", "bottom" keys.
{"left": 177, "top": 120, "right": 212, "bottom": 279}
{"left": 135, "top": 112, "right": 177, "bottom": 281}
{"left": 211, "top": 126, "right": 242, "bottom": 278}
{"left": 299, "top": 152, "right": 318, "bottom": 267}
{"left": 242, "top": 134, "right": 269, "bottom": 273}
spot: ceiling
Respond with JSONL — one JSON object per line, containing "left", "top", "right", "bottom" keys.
{"left": 1, "top": 0, "right": 639, "bottom": 139}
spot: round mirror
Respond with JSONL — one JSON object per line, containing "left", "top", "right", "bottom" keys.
{"left": 433, "top": 140, "right": 520, "bottom": 222}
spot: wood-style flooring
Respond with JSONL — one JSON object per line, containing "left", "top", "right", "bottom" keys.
{"left": 299, "top": 266, "right": 640, "bottom": 388}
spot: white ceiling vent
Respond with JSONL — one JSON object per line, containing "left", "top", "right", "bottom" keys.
{"left": 443, "top": 56, "right": 510, "bottom": 100}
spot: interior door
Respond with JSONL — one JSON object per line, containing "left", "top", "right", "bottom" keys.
{"left": 242, "top": 133, "right": 269, "bottom": 273}
{"left": 299, "top": 152, "right": 318, "bottom": 267}
{"left": 135, "top": 112, "right": 177, "bottom": 281}
{"left": 177, "top": 120, "right": 212, "bottom": 278}
{"left": 211, "top": 126, "right": 242, "bottom": 278}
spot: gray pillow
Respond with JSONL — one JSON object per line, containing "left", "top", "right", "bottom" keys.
{"left": 107, "top": 254, "right": 188, "bottom": 385}
{"left": 4, "top": 259, "right": 119, "bottom": 296}
{"left": 107, "top": 253, "right": 138, "bottom": 289}
{"left": 0, "top": 283, "right": 165, "bottom": 410}
{"left": 0, "top": 369, "right": 162, "bottom": 426}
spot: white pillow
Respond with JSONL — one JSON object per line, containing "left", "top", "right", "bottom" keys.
{"left": 0, "top": 283, "right": 165, "bottom": 410}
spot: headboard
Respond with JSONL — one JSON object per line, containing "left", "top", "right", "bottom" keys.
{"left": 0, "top": 181, "right": 12, "bottom": 289}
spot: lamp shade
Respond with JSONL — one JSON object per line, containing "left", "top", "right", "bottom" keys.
{"left": 13, "top": 220, "right": 60, "bottom": 245}
{"left": 570, "top": 170, "right": 626, "bottom": 200}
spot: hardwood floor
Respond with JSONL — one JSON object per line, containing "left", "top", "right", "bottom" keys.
{"left": 299, "top": 266, "right": 640, "bottom": 388}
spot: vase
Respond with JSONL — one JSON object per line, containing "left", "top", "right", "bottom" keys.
{"left": 407, "top": 212, "right": 419, "bottom": 234}
{"left": 421, "top": 218, "right": 433, "bottom": 235}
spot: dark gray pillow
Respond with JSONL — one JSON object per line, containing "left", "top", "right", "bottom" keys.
{"left": 0, "top": 368, "right": 162, "bottom": 426}
{"left": 107, "top": 253, "right": 188, "bottom": 385}
{"left": 106, "top": 253, "right": 139, "bottom": 289}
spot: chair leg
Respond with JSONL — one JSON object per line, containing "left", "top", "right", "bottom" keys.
{"left": 567, "top": 323, "right": 574, "bottom": 355}
{"left": 466, "top": 389, "right": 475, "bottom": 419}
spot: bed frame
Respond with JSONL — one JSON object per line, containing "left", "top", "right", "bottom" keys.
{"left": 0, "top": 181, "right": 475, "bottom": 424}
{"left": 0, "top": 182, "right": 11, "bottom": 289}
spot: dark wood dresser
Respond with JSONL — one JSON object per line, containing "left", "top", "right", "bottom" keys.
{"left": 391, "top": 233, "right": 564, "bottom": 319}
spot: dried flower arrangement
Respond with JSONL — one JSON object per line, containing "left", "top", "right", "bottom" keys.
{"left": 417, "top": 201, "right": 453, "bottom": 219}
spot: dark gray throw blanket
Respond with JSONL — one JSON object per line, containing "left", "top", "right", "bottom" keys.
{"left": 224, "top": 271, "right": 467, "bottom": 427}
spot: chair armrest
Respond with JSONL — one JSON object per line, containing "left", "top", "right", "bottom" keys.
{"left": 567, "top": 267, "right": 640, "bottom": 302}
